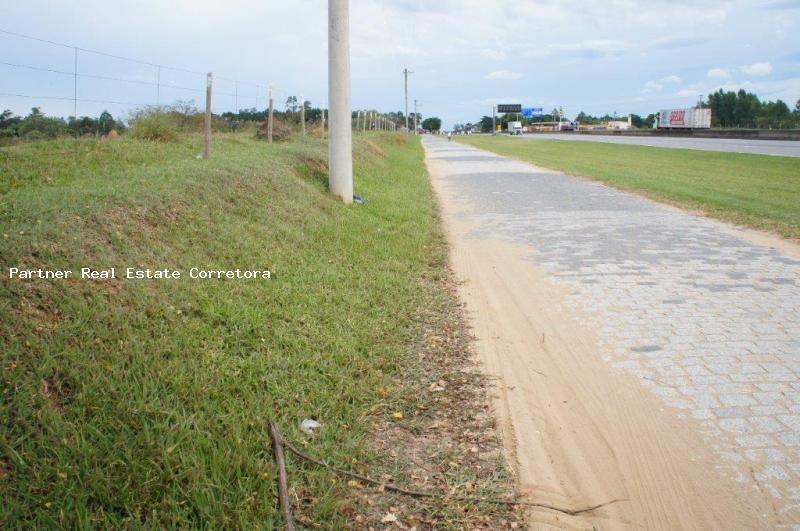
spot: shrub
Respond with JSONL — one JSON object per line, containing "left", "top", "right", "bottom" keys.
{"left": 23, "top": 130, "right": 45, "bottom": 141}
{"left": 130, "top": 112, "right": 178, "bottom": 142}
{"left": 255, "top": 118, "right": 293, "bottom": 142}
{"left": 17, "top": 108, "right": 67, "bottom": 138}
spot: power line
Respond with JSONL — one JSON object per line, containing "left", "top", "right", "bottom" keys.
{"left": 0, "top": 92, "right": 152, "bottom": 107}
{"left": 0, "top": 28, "right": 341, "bottom": 114}
{"left": 0, "top": 60, "right": 72, "bottom": 76}
{"left": 0, "top": 28, "right": 204, "bottom": 77}
{"left": 0, "top": 60, "right": 205, "bottom": 93}
{"left": 0, "top": 27, "right": 280, "bottom": 90}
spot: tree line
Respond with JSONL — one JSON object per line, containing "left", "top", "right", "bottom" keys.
{"left": 0, "top": 108, "right": 127, "bottom": 141}
{"left": 0, "top": 96, "right": 425, "bottom": 145}
{"left": 454, "top": 89, "right": 800, "bottom": 132}
{"left": 700, "top": 89, "right": 799, "bottom": 129}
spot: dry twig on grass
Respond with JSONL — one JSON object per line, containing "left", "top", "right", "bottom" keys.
{"left": 269, "top": 422, "right": 624, "bottom": 519}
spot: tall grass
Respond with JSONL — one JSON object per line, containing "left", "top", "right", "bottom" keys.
{"left": 0, "top": 132, "right": 448, "bottom": 527}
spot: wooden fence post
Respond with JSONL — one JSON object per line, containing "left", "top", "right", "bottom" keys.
{"left": 268, "top": 86, "right": 274, "bottom": 144}
{"left": 203, "top": 72, "right": 212, "bottom": 159}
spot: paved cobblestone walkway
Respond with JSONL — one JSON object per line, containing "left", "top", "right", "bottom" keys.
{"left": 430, "top": 138, "right": 800, "bottom": 517}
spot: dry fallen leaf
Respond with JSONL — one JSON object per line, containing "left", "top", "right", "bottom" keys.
{"left": 392, "top": 411, "right": 404, "bottom": 419}
{"left": 381, "top": 512, "right": 398, "bottom": 523}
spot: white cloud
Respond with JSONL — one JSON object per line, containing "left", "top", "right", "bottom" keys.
{"left": 546, "top": 39, "right": 629, "bottom": 58}
{"left": 739, "top": 62, "right": 773, "bottom": 76}
{"left": 648, "top": 34, "right": 708, "bottom": 50}
{"left": 479, "top": 49, "right": 507, "bottom": 61}
{"left": 676, "top": 89, "right": 703, "bottom": 98}
{"left": 471, "top": 96, "right": 521, "bottom": 106}
{"left": 642, "top": 80, "right": 663, "bottom": 92}
{"left": 0, "top": 0, "right": 789, "bottom": 129}
{"left": 485, "top": 70, "right": 523, "bottom": 80}
{"left": 713, "top": 77, "right": 800, "bottom": 101}
{"left": 707, "top": 68, "right": 731, "bottom": 79}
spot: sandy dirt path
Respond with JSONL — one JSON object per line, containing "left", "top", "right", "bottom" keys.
{"left": 423, "top": 136, "right": 786, "bottom": 529}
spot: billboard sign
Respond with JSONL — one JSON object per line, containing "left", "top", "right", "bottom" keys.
{"left": 521, "top": 107, "right": 543, "bottom": 118}
{"left": 668, "top": 109, "right": 686, "bottom": 126}
{"left": 656, "top": 108, "right": 711, "bottom": 129}
{"left": 497, "top": 104, "right": 522, "bottom": 113}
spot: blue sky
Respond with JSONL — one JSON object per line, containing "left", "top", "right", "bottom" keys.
{"left": 1, "top": 0, "right": 799, "bottom": 129}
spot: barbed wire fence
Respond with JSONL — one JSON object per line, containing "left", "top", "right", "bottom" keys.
{"left": 0, "top": 28, "right": 403, "bottom": 159}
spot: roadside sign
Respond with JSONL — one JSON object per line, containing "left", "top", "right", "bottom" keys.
{"left": 522, "top": 107, "right": 543, "bottom": 118}
{"left": 497, "top": 104, "right": 522, "bottom": 113}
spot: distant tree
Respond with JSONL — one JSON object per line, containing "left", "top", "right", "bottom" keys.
{"left": 285, "top": 96, "right": 298, "bottom": 113}
{"left": 300, "top": 100, "right": 322, "bottom": 123}
{"left": 407, "top": 111, "right": 421, "bottom": 129}
{"left": 0, "top": 109, "right": 21, "bottom": 132}
{"left": 68, "top": 116, "right": 99, "bottom": 136}
{"left": 98, "top": 110, "right": 116, "bottom": 134}
{"left": 630, "top": 114, "right": 645, "bottom": 128}
{"left": 707, "top": 89, "right": 758, "bottom": 128}
{"left": 18, "top": 108, "right": 67, "bottom": 138}
{"left": 759, "top": 99, "right": 791, "bottom": 128}
{"left": 574, "top": 111, "right": 602, "bottom": 125}
{"left": 703, "top": 88, "right": 798, "bottom": 128}
{"left": 479, "top": 115, "right": 494, "bottom": 133}
{"left": 421, "top": 117, "right": 442, "bottom": 132}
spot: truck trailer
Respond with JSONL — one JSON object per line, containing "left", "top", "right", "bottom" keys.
{"left": 507, "top": 121, "right": 523, "bottom": 135}
{"left": 654, "top": 107, "right": 711, "bottom": 129}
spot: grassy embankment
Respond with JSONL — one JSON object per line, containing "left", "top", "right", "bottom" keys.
{"left": 0, "top": 133, "right": 514, "bottom": 527}
{"left": 456, "top": 135, "right": 800, "bottom": 239}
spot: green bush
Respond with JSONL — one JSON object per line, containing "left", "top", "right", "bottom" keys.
{"left": 23, "top": 130, "right": 45, "bottom": 141}
{"left": 17, "top": 108, "right": 67, "bottom": 138}
{"left": 255, "top": 118, "right": 293, "bottom": 142}
{"left": 130, "top": 112, "right": 179, "bottom": 142}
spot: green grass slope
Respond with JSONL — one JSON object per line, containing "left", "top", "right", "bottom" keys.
{"left": 0, "top": 133, "right": 439, "bottom": 527}
{"left": 457, "top": 135, "right": 800, "bottom": 239}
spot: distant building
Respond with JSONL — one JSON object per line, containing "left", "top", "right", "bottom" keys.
{"left": 606, "top": 115, "right": 632, "bottom": 130}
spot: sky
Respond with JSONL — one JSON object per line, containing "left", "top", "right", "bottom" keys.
{"left": 1, "top": 0, "right": 799, "bottom": 129}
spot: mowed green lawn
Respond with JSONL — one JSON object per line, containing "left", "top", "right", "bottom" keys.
{"left": 456, "top": 135, "right": 800, "bottom": 239}
{"left": 0, "top": 133, "right": 440, "bottom": 527}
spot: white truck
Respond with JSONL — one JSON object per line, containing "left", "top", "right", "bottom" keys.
{"left": 654, "top": 107, "right": 711, "bottom": 129}
{"left": 507, "top": 121, "right": 523, "bottom": 135}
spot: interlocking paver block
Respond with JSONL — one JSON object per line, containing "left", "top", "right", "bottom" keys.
{"left": 426, "top": 139, "right": 800, "bottom": 512}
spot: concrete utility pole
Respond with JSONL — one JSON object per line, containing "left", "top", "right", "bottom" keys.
{"left": 328, "top": 0, "right": 353, "bottom": 203}
{"left": 267, "top": 86, "right": 274, "bottom": 144}
{"left": 203, "top": 72, "right": 212, "bottom": 159}
{"left": 492, "top": 105, "right": 496, "bottom": 136}
{"left": 321, "top": 108, "right": 326, "bottom": 139}
{"left": 414, "top": 99, "right": 418, "bottom": 134}
{"left": 403, "top": 67, "right": 413, "bottom": 133}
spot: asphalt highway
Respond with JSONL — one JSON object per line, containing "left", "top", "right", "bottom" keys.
{"left": 516, "top": 133, "right": 800, "bottom": 157}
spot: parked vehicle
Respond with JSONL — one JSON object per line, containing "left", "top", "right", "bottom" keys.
{"left": 654, "top": 108, "right": 711, "bottom": 129}
{"left": 508, "top": 121, "right": 523, "bottom": 135}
